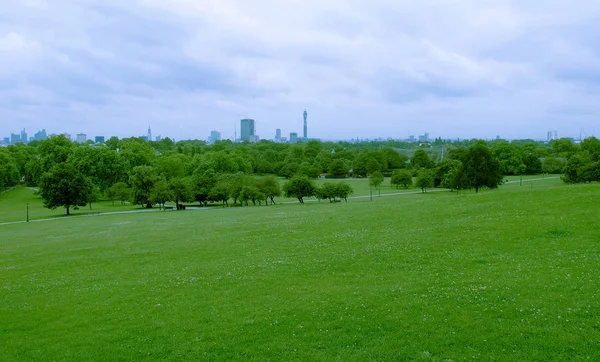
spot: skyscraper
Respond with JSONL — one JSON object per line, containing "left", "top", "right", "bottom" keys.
{"left": 20, "top": 129, "right": 28, "bottom": 144}
{"left": 147, "top": 126, "right": 152, "bottom": 141}
{"left": 209, "top": 130, "right": 221, "bottom": 144}
{"left": 240, "top": 119, "right": 255, "bottom": 142}
{"left": 303, "top": 110, "right": 308, "bottom": 139}
{"left": 275, "top": 129, "right": 281, "bottom": 142}
{"left": 290, "top": 132, "right": 298, "bottom": 144}
{"left": 76, "top": 133, "right": 87, "bottom": 143}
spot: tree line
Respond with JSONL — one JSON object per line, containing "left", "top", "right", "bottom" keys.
{"left": 0, "top": 135, "right": 597, "bottom": 214}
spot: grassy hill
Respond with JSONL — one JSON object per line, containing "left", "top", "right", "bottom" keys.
{"left": 1, "top": 179, "right": 598, "bottom": 360}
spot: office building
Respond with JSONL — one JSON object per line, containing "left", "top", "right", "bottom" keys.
{"left": 95, "top": 136, "right": 105, "bottom": 143}
{"left": 76, "top": 133, "right": 87, "bottom": 143}
{"left": 303, "top": 110, "right": 308, "bottom": 139}
{"left": 34, "top": 129, "right": 48, "bottom": 141}
{"left": 147, "top": 126, "right": 152, "bottom": 142}
{"left": 209, "top": 130, "right": 221, "bottom": 144}
{"left": 418, "top": 133, "right": 429, "bottom": 143}
{"left": 2, "top": 137, "right": 9, "bottom": 145}
{"left": 289, "top": 132, "right": 298, "bottom": 144}
{"left": 20, "top": 129, "right": 27, "bottom": 144}
{"left": 275, "top": 129, "right": 281, "bottom": 142}
{"left": 240, "top": 119, "right": 255, "bottom": 142}
{"left": 10, "top": 133, "right": 20, "bottom": 144}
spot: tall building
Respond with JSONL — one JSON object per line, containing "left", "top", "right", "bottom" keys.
{"left": 290, "top": 132, "right": 298, "bottom": 144}
{"left": 2, "top": 137, "right": 9, "bottom": 145}
{"left": 34, "top": 129, "right": 48, "bottom": 141}
{"left": 240, "top": 119, "right": 255, "bottom": 142}
{"left": 20, "top": 129, "right": 27, "bottom": 144}
{"left": 418, "top": 133, "right": 429, "bottom": 143}
{"left": 275, "top": 129, "right": 281, "bottom": 142}
{"left": 147, "top": 126, "right": 152, "bottom": 142}
{"left": 95, "top": 136, "right": 105, "bottom": 143}
{"left": 547, "top": 131, "right": 553, "bottom": 141}
{"left": 76, "top": 133, "right": 87, "bottom": 143}
{"left": 155, "top": 135, "right": 162, "bottom": 142}
{"left": 10, "top": 133, "right": 20, "bottom": 144}
{"left": 209, "top": 130, "right": 221, "bottom": 144}
{"left": 303, "top": 109, "right": 308, "bottom": 139}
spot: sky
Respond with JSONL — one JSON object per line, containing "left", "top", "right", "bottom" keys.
{"left": 1, "top": 0, "right": 600, "bottom": 142}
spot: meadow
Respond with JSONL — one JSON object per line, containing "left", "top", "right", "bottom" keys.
{"left": 1, "top": 177, "right": 598, "bottom": 360}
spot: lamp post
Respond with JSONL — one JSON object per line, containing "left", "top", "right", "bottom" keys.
{"left": 26, "top": 203, "right": 29, "bottom": 222}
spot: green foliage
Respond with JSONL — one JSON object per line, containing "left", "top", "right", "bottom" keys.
{"left": 315, "top": 182, "right": 354, "bottom": 202}
{"left": 39, "top": 162, "right": 93, "bottom": 215}
{"left": 69, "top": 146, "right": 128, "bottom": 193}
{"left": 434, "top": 159, "right": 462, "bottom": 187}
{"left": 462, "top": 142, "right": 503, "bottom": 193}
{"left": 239, "top": 184, "right": 264, "bottom": 206}
{"left": 327, "top": 159, "right": 349, "bottom": 178}
{"left": 381, "top": 147, "right": 408, "bottom": 169}
{"left": 492, "top": 142, "right": 525, "bottom": 175}
{"left": 129, "top": 166, "right": 160, "bottom": 208}
{"left": 149, "top": 180, "right": 173, "bottom": 209}
{"left": 410, "top": 149, "right": 433, "bottom": 169}
{"left": 168, "top": 177, "right": 193, "bottom": 208}
{"left": 258, "top": 176, "right": 281, "bottom": 205}
{"left": 283, "top": 175, "right": 316, "bottom": 203}
{"left": 415, "top": 170, "right": 434, "bottom": 193}
{"left": 107, "top": 182, "right": 131, "bottom": 206}
{"left": 562, "top": 152, "right": 599, "bottom": 184}
{"left": 390, "top": 169, "right": 412, "bottom": 189}
{"left": 119, "top": 139, "right": 156, "bottom": 168}
{"left": 580, "top": 136, "right": 600, "bottom": 161}
{"left": 542, "top": 157, "right": 566, "bottom": 174}
{"left": 0, "top": 150, "right": 20, "bottom": 188}
{"left": 369, "top": 171, "right": 384, "bottom": 189}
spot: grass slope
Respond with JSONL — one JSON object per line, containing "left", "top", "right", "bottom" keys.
{"left": 1, "top": 181, "right": 598, "bottom": 360}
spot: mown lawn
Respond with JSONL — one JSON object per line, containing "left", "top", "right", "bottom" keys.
{"left": 0, "top": 180, "right": 598, "bottom": 360}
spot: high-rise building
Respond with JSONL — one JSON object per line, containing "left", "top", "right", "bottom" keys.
{"left": 303, "top": 110, "right": 308, "bottom": 139}
{"left": 10, "top": 133, "right": 21, "bottom": 144}
{"left": 275, "top": 129, "right": 281, "bottom": 142}
{"left": 2, "top": 137, "right": 9, "bottom": 145}
{"left": 76, "top": 133, "right": 87, "bottom": 143}
{"left": 20, "top": 129, "right": 27, "bottom": 144}
{"left": 547, "top": 131, "right": 553, "bottom": 141}
{"left": 209, "top": 130, "right": 221, "bottom": 144}
{"left": 155, "top": 135, "right": 161, "bottom": 142}
{"left": 34, "top": 129, "right": 48, "bottom": 141}
{"left": 290, "top": 132, "right": 298, "bottom": 144}
{"left": 418, "top": 133, "right": 429, "bottom": 143}
{"left": 240, "top": 119, "right": 255, "bottom": 142}
{"left": 147, "top": 126, "right": 152, "bottom": 142}
{"left": 95, "top": 136, "right": 105, "bottom": 143}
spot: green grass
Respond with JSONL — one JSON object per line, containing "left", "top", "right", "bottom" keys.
{"left": 1, "top": 179, "right": 598, "bottom": 360}
{"left": 0, "top": 187, "right": 145, "bottom": 223}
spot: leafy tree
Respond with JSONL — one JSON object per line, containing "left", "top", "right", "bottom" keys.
{"left": 328, "top": 159, "right": 348, "bottom": 178}
{"left": 434, "top": 159, "right": 462, "bottom": 187}
{"left": 0, "top": 150, "right": 20, "bottom": 188}
{"left": 551, "top": 138, "right": 576, "bottom": 157}
{"left": 443, "top": 164, "right": 469, "bottom": 192}
{"left": 415, "top": 170, "right": 434, "bottom": 193}
{"left": 315, "top": 182, "right": 338, "bottom": 202}
{"left": 208, "top": 182, "right": 230, "bottom": 206}
{"left": 258, "top": 176, "right": 281, "bottom": 205}
{"left": 7, "top": 143, "right": 36, "bottom": 179}
{"left": 382, "top": 147, "right": 408, "bottom": 169}
{"left": 191, "top": 169, "right": 218, "bottom": 205}
{"left": 562, "top": 152, "right": 595, "bottom": 183}
{"left": 283, "top": 175, "right": 316, "bottom": 203}
{"left": 107, "top": 182, "right": 131, "bottom": 206}
{"left": 492, "top": 142, "right": 524, "bottom": 175}
{"left": 462, "top": 143, "right": 503, "bottom": 193}
{"left": 39, "top": 162, "right": 93, "bottom": 215}
{"left": 542, "top": 157, "right": 565, "bottom": 174}
{"left": 369, "top": 171, "right": 384, "bottom": 195}
{"left": 335, "top": 182, "right": 353, "bottom": 202}
{"left": 580, "top": 136, "right": 600, "bottom": 161}
{"left": 27, "top": 135, "right": 75, "bottom": 185}
{"left": 169, "top": 177, "right": 193, "bottom": 209}
{"left": 239, "top": 184, "right": 264, "bottom": 206}
{"left": 390, "top": 169, "right": 412, "bottom": 188}
{"left": 129, "top": 166, "right": 160, "bottom": 208}
{"left": 149, "top": 180, "right": 173, "bottom": 210}
{"left": 522, "top": 153, "right": 542, "bottom": 174}
{"left": 156, "top": 154, "right": 187, "bottom": 180}
{"left": 69, "top": 146, "right": 128, "bottom": 193}
{"left": 410, "top": 149, "right": 433, "bottom": 169}
{"left": 119, "top": 139, "right": 156, "bottom": 168}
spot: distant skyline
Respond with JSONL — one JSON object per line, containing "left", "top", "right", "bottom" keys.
{"left": 2, "top": 1, "right": 600, "bottom": 141}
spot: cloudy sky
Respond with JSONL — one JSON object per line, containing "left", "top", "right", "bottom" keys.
{"left": 2, "top": 0, "right": 599, "bottom": 141}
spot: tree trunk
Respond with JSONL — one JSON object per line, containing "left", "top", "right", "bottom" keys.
{"left": 146, "top": 202, "right": 152, "bottom": 208}
{"left": 66, "top": 206, "right": 70, "bottom": 215}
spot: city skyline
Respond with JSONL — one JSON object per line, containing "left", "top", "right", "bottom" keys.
{"left": 3, "top": 2, "right": 600, "bottom": 142}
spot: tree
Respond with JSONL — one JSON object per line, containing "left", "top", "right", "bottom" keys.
{"left": 258, "top": 176, "right": 281, "bottom": 205}
{"left": 149, "top": 180, "right": 172, "bottom": 210}
{"left": 334, "top": 182, "right": 354, "bottom": 202}
{"left": 434, "top": 159, "right": 463, "bottom": 187}
{"left": 239, "top": 184, "right": 264, "bottom": 206}
{"left": 382, "top": 147, "right": 408, "bottom": 169}
{"left": 39, "top": 162, "right": 93, "bottom": 215}
{"left": 107, "top": 182, "right": 131, "bottom": 206}
{"left": 492, "top": 142, "right": 524, "bottom": 175}
{"left": 192, "top": 169, "right": 218, "bottom": 206}
{"left": 369, "top": 171, "right": 384, "bottom": 195}
{"left": 208, "top": 182, "right": 230, "bottom": 206}
{"left": 542, "top": 157, "right": 565, "bottom": 174}
{"left": 129, "top": 166, "right": 160, "bottom": 208}
{"left": 415, "top": 170, "right": 434, "bottom": 193}
{"left": 169, "top": 177, "right": 193, "bottom": 209}
{"left": 316, "top": 182, "right": 337, "bottom": 202}
{"left": 327, "top": 159, "right": 349, "bottom": 178}
{"left": 390, "top": 169, "right": 412, "bottom": 189}
{"left": 283, "top": 175, "right": 316, "bottom": 203}
{"left": 462, "top": 143, "right": 503, "bottom": 193}
{"left": 410, "top": 149, "right": 433, "bottom": 169}
{"left": 0, "top": 150, "right": 20, "bottom": 188}
{"left": 562, "top": 152, "right": 594, "bottom": 184}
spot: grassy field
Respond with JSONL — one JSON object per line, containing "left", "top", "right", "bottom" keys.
{"left": 1, "top": 177, "right": 597, "bottom": 360}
